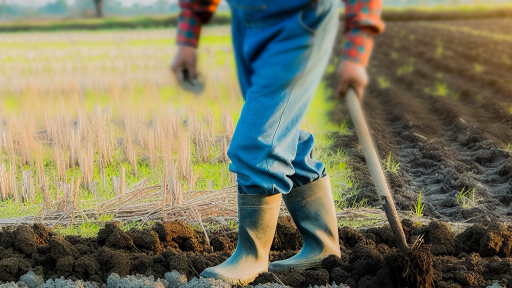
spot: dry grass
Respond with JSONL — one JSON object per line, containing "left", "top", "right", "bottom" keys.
{"left": 0, "top": 28, "right": 243, "bottom": 222}
{"left": 0, "top": 27, "right": 351, "bottom": 227}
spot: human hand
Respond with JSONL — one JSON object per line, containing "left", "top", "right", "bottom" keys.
{"left": 171, "top": 45, "right": 198, "bottom": 82}
{"left": 336, "top": 60, "right": 369, "bottom": 100}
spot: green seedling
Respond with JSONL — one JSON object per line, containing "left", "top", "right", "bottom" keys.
{"left": 384, "top": 152, "right": 400, "bottom": 175}
{"left": 433, "top": 82, "right": 449, "bottom": 97}
{"left": 457, "top": 187, "right": 471, "bottom": 202}
{"left": 414, "top": 190, "right": 425, "bottom": 217}
{"left": 474, "top": 63, "right": 484, "bottom": 73}
{"left": 318, "top": 148, "right": 355, "bottom": 212}
{"left": 377, "top": 76, "right": 390, "bottom": 89}
{"left": 397, "top": 64, "right": 414, "bottom": 76}
{"left": 451, "top": 91, "right": 461, "bottom": 100}
{"left": 333, "top": 183, "right": 368, "bottom": 211}
{"left": 98, "top": 214, "right": 114, "bottom": 221}
{"left": 351, "top": 197, "right": 368, "bottom": 209}
{"left": 436, "top": 39, "right": 443, "bottom": 57}
{"left": 227, "top": 220, "right": 238, "bottom": 229}
{"left": 457, "top": 187, "right": 476, "bottom": 208}
{"left": 339, "top": 119, "right": 353, "bottom": 136}
{"left": 397, "top": 59, "right": 415, "bottom": 76}
{"left": 54, "top": 222, "right": 101, "bottom": 238}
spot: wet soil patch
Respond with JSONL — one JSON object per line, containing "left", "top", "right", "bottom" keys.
{"left": 1, "top": 218, "right": 512, "bottom": 287}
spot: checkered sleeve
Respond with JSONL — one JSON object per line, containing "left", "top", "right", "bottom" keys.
{"left": 341, "top": 0, "right": 385, "bottom": 67}
{"left": 177, "top": 0, "right": 221, "bottom": 47}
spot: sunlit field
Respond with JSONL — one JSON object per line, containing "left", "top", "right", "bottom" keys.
{"left": 3, "top": 6, "right": 512, "bottom": 286}
{"left": 0, "top": 27, "right": 352, "bottom": 227}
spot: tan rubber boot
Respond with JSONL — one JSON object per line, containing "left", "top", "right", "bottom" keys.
{"left": 200, "top": 193, "right": 282, "bottom": 285}
{"left": 269, "top": 176, "right": 340, "bottom": 272}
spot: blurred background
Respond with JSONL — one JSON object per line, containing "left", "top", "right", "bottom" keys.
{"left": 0, "top": 0, "right": 510, "bottom": 22}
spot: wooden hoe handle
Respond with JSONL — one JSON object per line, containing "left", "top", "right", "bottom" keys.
{"left": 345, "top": 88, "right": 410, "bottom": 254}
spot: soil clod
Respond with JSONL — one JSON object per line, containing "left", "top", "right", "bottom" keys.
{"left": 1, "top": 218, "right": 512, "bottom": 287}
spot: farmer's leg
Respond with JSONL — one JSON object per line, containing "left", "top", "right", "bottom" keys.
{"left": 200, "top": 13, "right": 283, "bottom": 285}
{"left": 201, "top": 1, "right": 339, "bottom": 284}
{"left": 266, "top": 3, "right": 342, "bottom": 271}
{"left": 230, "top": 12, "right": 250, "bottom": 98}
{"left": 290, "top": 129, "right": 326, "bottom": 187}
{"left": 228, "top": 0, "right": 338, "bottom": 195}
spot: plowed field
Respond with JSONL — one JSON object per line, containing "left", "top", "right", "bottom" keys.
{"left": 330, "top": 18, "right": 512, "bottom": 223}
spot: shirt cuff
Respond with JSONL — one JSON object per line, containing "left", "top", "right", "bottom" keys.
{"left": 341, "top": 28, "right": 375, "bottom": 68}
{"left": 177, "top": 11, "right": 202, "bottom": 48}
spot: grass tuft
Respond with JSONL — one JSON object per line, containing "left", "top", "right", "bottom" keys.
{"left": 377, "top": 76, "right": 390, "bottom": 89}
{"left": 414, "top": 190, "right": 425, "bottom": 217}
{"left": 339, "top": 119, "right": 353, "bottom": 136}
{"left": 457, "top": 187, "right": 476, "bottom": 209}
{"left": 384, "top": 152, "right": 400, "bottom": 175}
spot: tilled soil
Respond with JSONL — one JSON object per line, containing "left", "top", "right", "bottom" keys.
{"left": 1, "top": 218, "right": 512, "bottom": 288}
{"left": 328, "top": 18, "right": 512, "bottom": 223}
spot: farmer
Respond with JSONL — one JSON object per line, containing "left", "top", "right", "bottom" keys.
{"left": 172, "top": 0, "right": 384, "bottom": 284}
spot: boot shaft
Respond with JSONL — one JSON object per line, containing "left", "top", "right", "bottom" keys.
{"left": 283, "top": 176, "right": 340, "bottom": 255}
{"left": 237, "top": 193, "right": 282, "bottom": 259}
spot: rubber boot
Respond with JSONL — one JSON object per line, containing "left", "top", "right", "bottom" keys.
{"left": 200, "top": 193, "right": 282, "bottom": 285}
{"left": 269, "top": 176, "right": 340, "bottom": 272}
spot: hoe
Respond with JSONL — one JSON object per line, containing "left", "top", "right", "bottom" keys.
{"left": 345, "top": 88, "right": 410, "bottom": 254}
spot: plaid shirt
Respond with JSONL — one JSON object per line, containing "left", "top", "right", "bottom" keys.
{"left": 177, "top": 0, "right": 221, "bottom": 48}
{"left": 342, "top": 0, "right": 384, "bottom": 67}
{"left": 177, "top": 0, "right": 384, "bottom": 68}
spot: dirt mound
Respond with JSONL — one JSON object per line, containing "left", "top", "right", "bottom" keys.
{"left": 455, "top": 222, "right": 512, "bottom": 257}
{"left": 0, "top": 220, "right": 222, "bottom": 284}
{"left": 126, "top": 228, "right": 162, "bottom": 254}
{"left": 254, "top": 220, "right": 512, "bottom": 288}
{"left": 1, "top": 218, "right": 512, "bottom": 287}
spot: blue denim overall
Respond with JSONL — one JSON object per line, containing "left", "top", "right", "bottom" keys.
{"left": 227, "top": 0, "right": 339, "bottom": 195}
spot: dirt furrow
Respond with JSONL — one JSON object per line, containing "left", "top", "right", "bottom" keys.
{"left": 447, "top": 18, "right": 512, "bottom": 34}
{"left": 426, "top": 95, "right": 512, "bottom": 221}
{"left": 370, "top": 85, "right": 461, "bottom": 220}
{"left": 329, "top": 19, "right": 512, "bottom": 223}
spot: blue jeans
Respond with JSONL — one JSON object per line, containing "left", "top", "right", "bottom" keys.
{"left": 227, "top": 0, "right": 339, "bottom": 195}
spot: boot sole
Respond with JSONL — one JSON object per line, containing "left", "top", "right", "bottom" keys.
{"left": 268, "top": 260, "right": 323, "bottom": 272}
{"left": 200, "top": 268, "right": 267, "bottom": 285}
